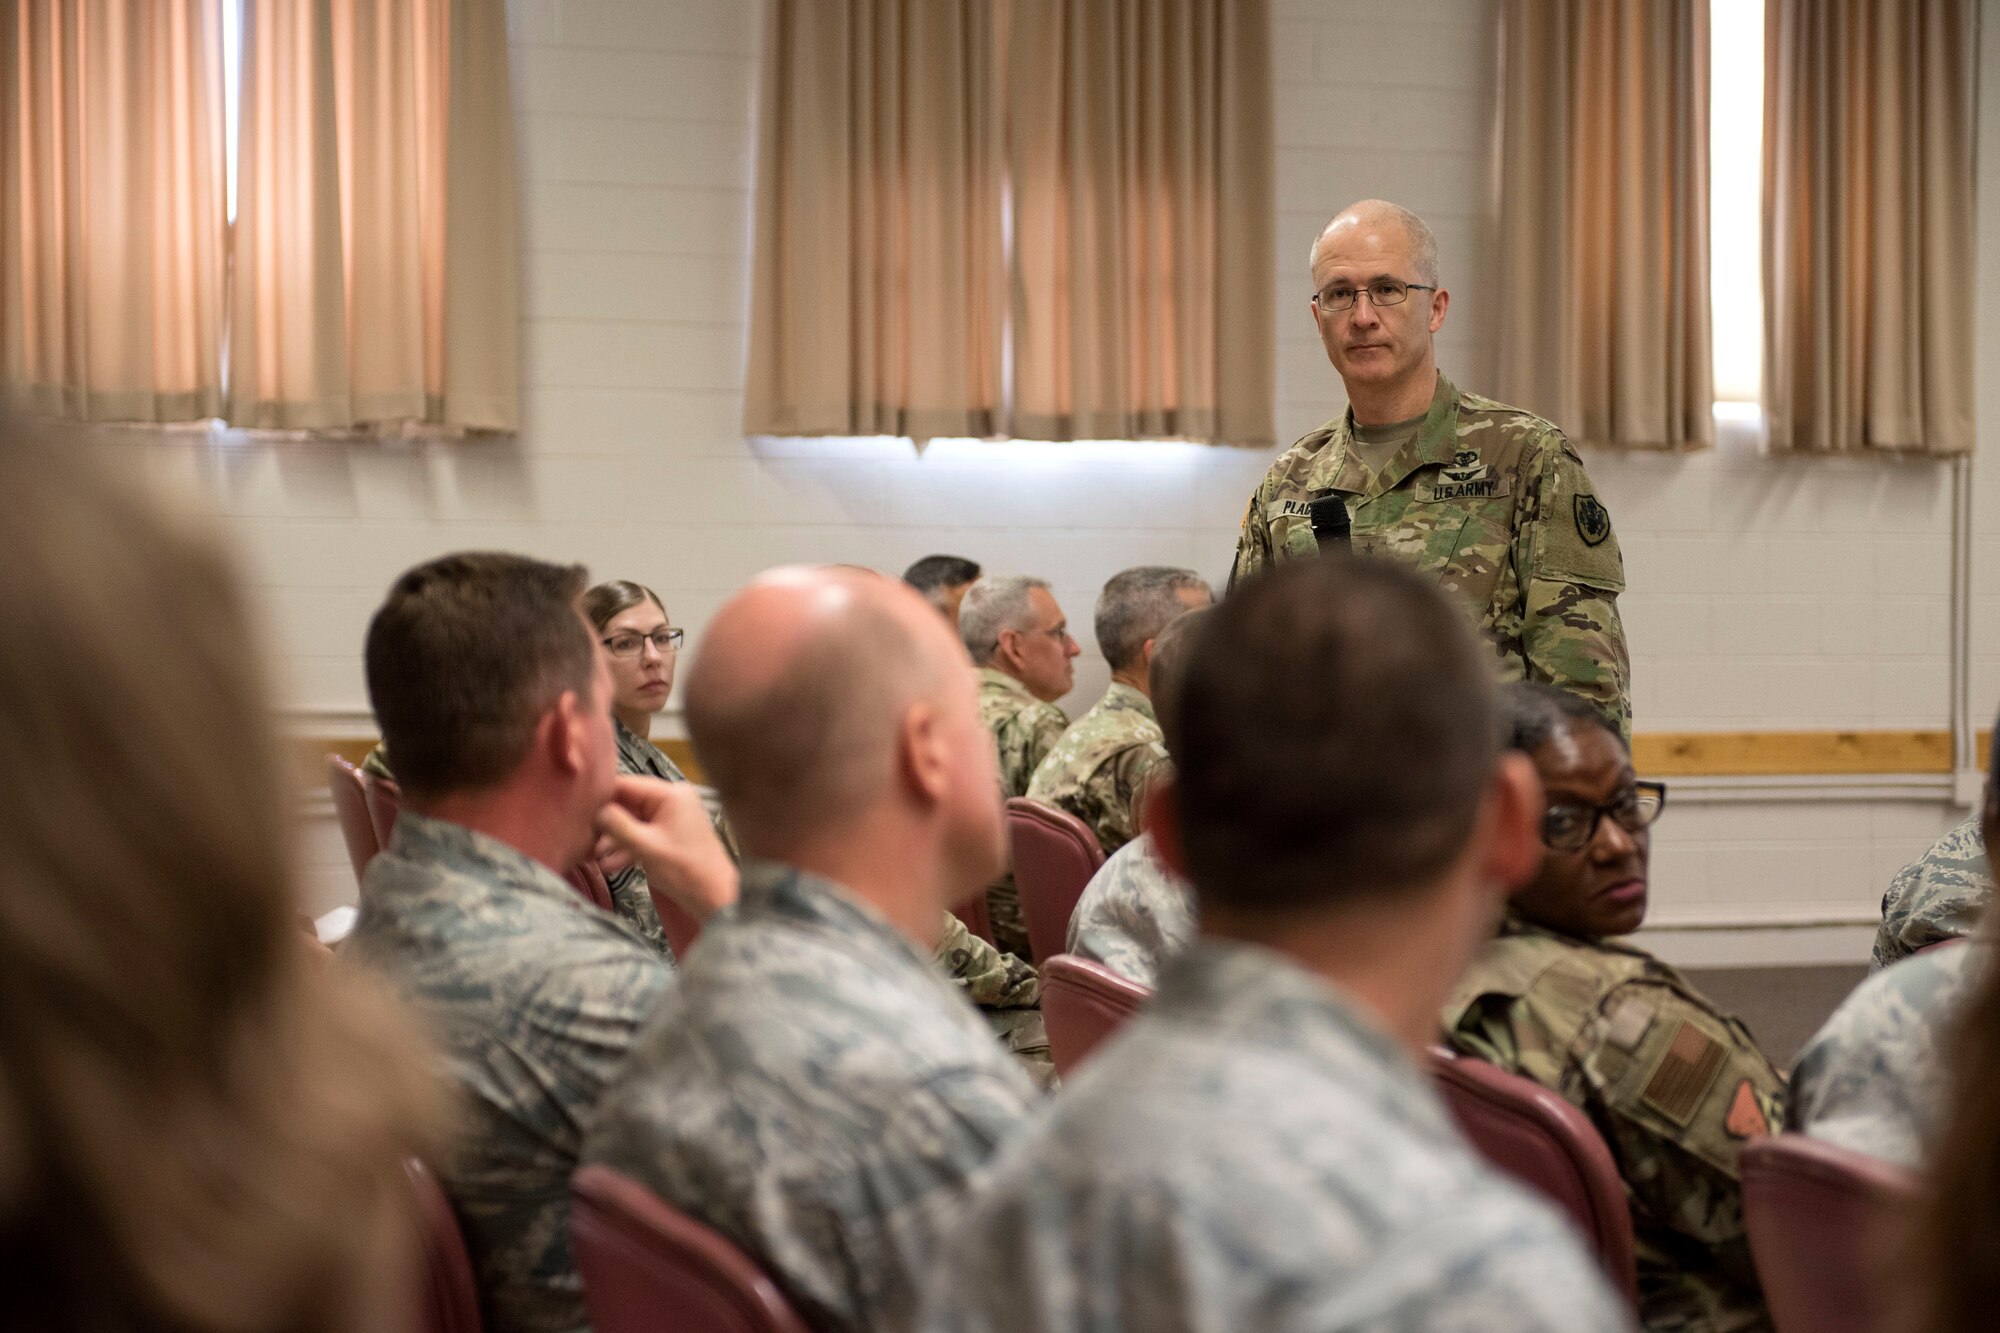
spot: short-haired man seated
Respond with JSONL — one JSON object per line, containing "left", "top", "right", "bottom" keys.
{"left": 1445, "top": 682, "right": 1784, "bottom": 1333}
{"left": 583, "top": 567, "right": 1040, "bottom": 1333}
{"left": 1027, "top": 565, "right": 1210, "bottom": 857}
{"left": 342, "top": 553, "right": 735, "bottom": 1333}
{"left": 922, "top": 557, "right": 1631, "bottom": 1333}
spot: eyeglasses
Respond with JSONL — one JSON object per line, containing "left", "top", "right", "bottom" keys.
{"left": 1312, "top": 279, "right": 1438, "bottom": 312}
{"left": 1542, "top": 781, "right": 1667, "bottom": 853}
{"left": 601, "top": 628, "right": 685, "bottom": 659}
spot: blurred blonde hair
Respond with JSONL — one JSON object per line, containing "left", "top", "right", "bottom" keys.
{"left": 0, "top": 428, "right": 441, "bottom": 1332}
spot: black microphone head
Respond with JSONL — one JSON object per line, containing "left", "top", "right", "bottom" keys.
{"left": 1308, "top": 493, "right": 1350, "bottom": 544}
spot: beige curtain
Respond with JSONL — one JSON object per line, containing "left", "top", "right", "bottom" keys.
{"left": 1008, "top": 0, "right": 1273, "bottom": 445}
{"left": 744, "top": 0, "right": 1006, "bottom": 440}
{"left": 0, "top": 0, "right": 227, "bottom": 421}
{"left": 1764, "top": 0, "right": 1973, "bottom": 455}
{"left": 1496, "top": 0, "right": 1711, "bottom": 451}
{"left": 229, "top": 0, "right": 516, "bottom": 432}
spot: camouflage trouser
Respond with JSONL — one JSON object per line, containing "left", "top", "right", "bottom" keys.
{"left": 987, "top": 874, "right": 1033, "bottom": 960}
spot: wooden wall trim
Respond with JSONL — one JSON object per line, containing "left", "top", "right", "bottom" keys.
{"left": 298, "top": 731, "right": 1987, "bottom": 788}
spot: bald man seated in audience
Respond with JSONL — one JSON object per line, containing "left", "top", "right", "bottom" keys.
{"left": 1027, "top": 565, "right": 1211, "bottom": 857}
{"left": 1792, "top": 710, "right": 2000, "bottom": 1170}
{"left": 582, "top": 567, "right": 1041, "bottom": 1333}
{"left": 1873, "top": 811, "right": 1994, "bottom": 969}
{"left": 342, "top": 553, "right": 736, "bottom": 1333}
{"left": 960, "top": 574, "right": 1079, "bottom": 955}
{"left": 921, "top": 558, "right": 1632, "bottom": 1333}
{"left": 1063, "top": 609, "right": 1206, "bottom": 987}
{"left": 1445, "top": 683, "right": 1783, "bottom": 1333}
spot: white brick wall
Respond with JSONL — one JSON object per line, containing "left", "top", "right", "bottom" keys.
{"left": 149, "top": 0, "right": 1983, "bottom": 956}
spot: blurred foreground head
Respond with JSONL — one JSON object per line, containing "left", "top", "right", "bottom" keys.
{"left": 1160, "top": 556, "right": 1534, "bottom": 925}
{"left": 0, "top": 428, "right": 436, "bottom": 1332}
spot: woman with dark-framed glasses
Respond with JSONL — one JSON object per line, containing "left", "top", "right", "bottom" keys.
{"left": 582, "top": 579, "right": 722, "bottom": 959}
{"left": 1444, "top": 681, "right": 1786, "bottom": 1333}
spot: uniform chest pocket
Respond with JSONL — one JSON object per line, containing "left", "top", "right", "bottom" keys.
{"left": 1352, "top": 506, "right": 1510, "bottom": 625}
{"left": 1266, "top": 511, "right": 1323, "bottom": 561}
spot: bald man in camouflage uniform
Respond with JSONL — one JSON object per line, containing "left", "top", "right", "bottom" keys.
{"left": 1026, "top": 567, "right": 1210, "bottom": 858}
{"left": 1448, "top": 685, "right": 1781, "bottom": 1333}
{"left": 1873, "top": 814, "right": 1993, "bottom": 970}
{"left": 1231, "top": 199, "right": 1630, "bottom": 734}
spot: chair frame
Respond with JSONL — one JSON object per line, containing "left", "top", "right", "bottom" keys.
{"left": 1040, "top": 953, "right": 1153, "bottom": 1075}
{"left": 1739, "top": 1133, "right": 1916, "bottom": 1333}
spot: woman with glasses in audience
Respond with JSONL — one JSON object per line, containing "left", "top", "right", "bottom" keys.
{"left": 1444, "top": 682, "right": 1785, "bottom": 1333}
{"left": 582, "top": 580, "right": 726, "bottom": 960}
{"left": 0, "top": 431, "right": 438, "bottom": 1331}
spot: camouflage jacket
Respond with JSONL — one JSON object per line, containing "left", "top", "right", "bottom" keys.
{"left": 1445, "top": 915, "right": 1785, "bottom": 1333}
{"left": 918, "top": 939, "right": 1633, "bottom": 1333}
{"left": 1228, "top": 372, "right": 1631, "bottom": 735}
{"left": 1024, "top": 683, "right": 1168, "bottom": 858}
{"left": 582, "top": 861, "right": 1040, "bottom": 1333}
{"left": 606, "top": 719, "right": 687, "bottom": 958}
{"left": 1065, "top": 832, "right": 1197, "bottom": 987}
{"left": 1873, "top": 815, "right": 1993, "bottom": 970}
{"left": 936, "top": 910, "right": 1055, "bottom": 1090}
{"left": 344, "top": 813, "right": 671, "bottom": 1333}
{"left": 1791, "top": 940, "right": 1986, "bottom": 1170}
{"left": 975, "top": 667, "right": 1069, "bottom": 798}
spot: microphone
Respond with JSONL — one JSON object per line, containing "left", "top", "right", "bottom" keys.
{"left": 1309, "top": 493, "right": 1350, "bottom": 552}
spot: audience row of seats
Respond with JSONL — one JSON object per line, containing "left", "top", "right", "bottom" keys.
{"left": 343, "top": 753, "right": 1916, "bottom": 1333}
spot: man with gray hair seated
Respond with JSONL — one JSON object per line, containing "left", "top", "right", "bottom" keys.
{"left": 1027, "top": 566, "right": 1211, "bottom": 858}
{"left": 959, "top": 574, "right": 1080, "bottom": 955}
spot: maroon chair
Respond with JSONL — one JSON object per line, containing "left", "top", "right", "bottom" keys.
{"left": 571, "top": 1164, "right": 811, "bottom": 1333}
{"left": 327, "top": 755, "right": 382, "bottom": 880}
{"left": 1430, "top": 1049, "right": 1639, "bottom": 1308}
{"left": 1005, "top": 798, "right": 1105, "bottom": 963}
{"left": 405, "top": 1158, "right": 485, "bottom": 1333}
{"left": 952, "top": 888, "right": 997, "bottom": 948}
{"left": 1041, "top": 953, "right": 1153, "bottom": 1076}
{"left": 1740, "top": 1134, "right": 1917, "bottom": 1333}
{"left": 362, "top": 768, "right": 403, "bottom": 850}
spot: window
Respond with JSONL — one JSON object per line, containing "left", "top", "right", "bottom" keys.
{"left": 1709, "top": 0, "right": 1765, "bottom": 408}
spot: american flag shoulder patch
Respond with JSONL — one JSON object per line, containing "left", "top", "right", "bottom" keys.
{"left": 1639, "top": 1019, "right": 1726, "bottom": 1127}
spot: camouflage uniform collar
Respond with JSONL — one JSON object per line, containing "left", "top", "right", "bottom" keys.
{"left": 385, "top": 810, "right": 583, "bottom": 908}
{"left": 734, "top": 858, "right": 943, "bottom": 972}
{"left": 1313, "top": 371, "right": 1463, "bottom": 499}
{"left": 1499, "top": 907, "right": 1661, "bottom": 964}
{"left": 976, "top": 666, "right": 1036, "bottom": 702}
{"left": 1098, "top": 681, "right": 1157, "bottom": 721}
{"left": 1153, "top": 937, "right": 1447, "bottom": 1125}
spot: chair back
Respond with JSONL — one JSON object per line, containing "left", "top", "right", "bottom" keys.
{"left": 567, "top": 860, "right": 619, "bottom": 914}
{"left": 363, "top": 769, "right": 402, "bottom": 849}
{"left": 1740, "top": 1134, "right": 1917, "bottom": 1333}
{"left": 1430, "top": 1050, "right": 1639, "bottom": 1308}
{"left": 327, "top": 755, "right": 381, "bottom": 880}
{"left": 571, "top": 1164, "right": 811, "bottom": 1333}
{"left": 1005, "top": 798, "right": 1105, "bottom": 962}
{"left": 405, "top": 1158, "right": 485, "bottom": 1333}
{"left": 1041, "top": 954, "right": 1152, "bottom": 1076}
{"left": 952, "top": 888, "right": 996, "bottom": 948}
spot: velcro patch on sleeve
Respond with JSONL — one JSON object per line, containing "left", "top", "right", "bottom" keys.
{"left": 1725, "top": 1079, "right": 1772, "bottom": 1140}
{"left": 1639, "top": 1020, "right": 1726, "bottom": 1127}
{"left": 1603, "top": 994, "right": 1655, "bottom": 1052}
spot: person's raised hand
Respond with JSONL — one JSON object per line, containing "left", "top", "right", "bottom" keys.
{"left": 594, "top": 775, "right": 738, "bottom": 921}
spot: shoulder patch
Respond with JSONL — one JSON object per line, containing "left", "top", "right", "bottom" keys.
{"left": 1639, "top": 1019, "right": 1726, "bottom": 1127}
{"left": 1724, "top": 1078, "right": 1771, "bottom": 1140}
{"left": 1574, "top": 494, "right": 1611, "bottom": 546}
{"left": 1603, "top": 994, "right": 1655, "bottom": 1052}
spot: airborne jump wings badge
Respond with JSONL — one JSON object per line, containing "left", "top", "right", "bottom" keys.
{"left": 1574, "top": 494, "right": 1611, "bottom": 547}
